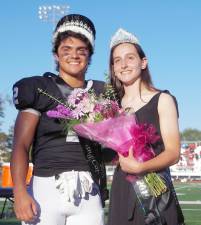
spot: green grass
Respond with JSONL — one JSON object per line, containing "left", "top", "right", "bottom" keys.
{"left": 0, "top": 201, "right": 20, "bottom": 225}
{"left": 183, "top": 210, "right": 201, "bottom": 225}
{"left": 0, "top": 182, "right": 201, "bottom": 225}
{"left": 175, "top": 183, "right": 201, "bottom": 201}
{"left": 174, "top": 182, "right": 201, "bottom": 225}
{"left": 0, "top": 219, "right": 20, "bottom": 225}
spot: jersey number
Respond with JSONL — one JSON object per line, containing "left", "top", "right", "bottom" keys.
{"left": 13, "top": 87, "right": 19, "bottom": 105}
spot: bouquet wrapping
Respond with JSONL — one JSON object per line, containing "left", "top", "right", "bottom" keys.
{"left": 74, "top": 114, "right": 158, "bottom": 162}
{"left": 74, "top": 114, "right": 170, "bottom": 225}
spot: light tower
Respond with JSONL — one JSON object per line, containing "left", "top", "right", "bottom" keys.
{"left": 38, "top": 4, "right": 70, "bottom": 72}
{"left": 38, "top": 5, "right": 70, "bottom": 27}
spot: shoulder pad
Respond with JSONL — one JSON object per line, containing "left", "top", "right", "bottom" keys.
{"left": 12, "top": 76, "right": 49, "bottom": 110}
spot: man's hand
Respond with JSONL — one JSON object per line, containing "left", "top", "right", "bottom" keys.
{"left": 14, "top": 191, "right": 38, "bottom": 222}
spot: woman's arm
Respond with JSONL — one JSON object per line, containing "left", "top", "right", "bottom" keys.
{"left": 119, "top": 93, "right": 180, "bottom": 174}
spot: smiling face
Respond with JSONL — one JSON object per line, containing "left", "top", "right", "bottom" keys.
{"left": 112, "top": 43, "right": 147, "bottom": 86}
{"left": 55, "top": 36, "right": 90, "bottom": 79}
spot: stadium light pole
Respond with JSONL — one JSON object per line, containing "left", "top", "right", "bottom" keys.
{"left": 38, "top": 4, "right": 70, "bottom": 71}
{"left": 38, "top": 5, "right": 70, "bottom": 27}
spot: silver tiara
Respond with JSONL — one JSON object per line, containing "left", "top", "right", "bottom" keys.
{"left": 110, "top": 28, "right": 139, "bottom": 49}
{"left": 53, "top": 20, "right": 94, "bottom": 48}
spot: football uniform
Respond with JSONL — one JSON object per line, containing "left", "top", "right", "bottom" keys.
{"left": 13, "top": 72, "right": 107, "bottom": 225}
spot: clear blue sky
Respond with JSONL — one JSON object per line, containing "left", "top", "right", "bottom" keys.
{"left": 0, "top": 0, "right": 201, "bottom": 133}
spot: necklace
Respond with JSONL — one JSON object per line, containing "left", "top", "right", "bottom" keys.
{"left": 121, "top": 99, "right": 136, "bottom": 114}
{"left": 121, "top": 97, "right": 136, "bottom": 109}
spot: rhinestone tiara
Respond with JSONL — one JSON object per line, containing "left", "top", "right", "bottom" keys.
{"left": 110, "top": 28, "right": 140, "bottom": 49}
{"left": 53, "top": 20, "right": 94, "bottom": 48}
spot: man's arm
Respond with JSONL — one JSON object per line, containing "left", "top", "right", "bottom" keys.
{"left": 11, "top": 111, "right": 39, "bottom": 222}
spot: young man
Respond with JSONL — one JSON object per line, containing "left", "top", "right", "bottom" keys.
{"left": 11, "top": 14, "right": 108, "bottom": 225}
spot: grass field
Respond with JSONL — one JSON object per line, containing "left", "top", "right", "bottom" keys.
{"left": 0, "top": 182, "right": 200, "bottom": 225}
{"left": 174, "top": 182, "right": 201, "bottom": 225}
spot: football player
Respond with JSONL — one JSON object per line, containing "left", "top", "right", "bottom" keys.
{"left": 11, "top": 14, "right": 108, "bottom": 225}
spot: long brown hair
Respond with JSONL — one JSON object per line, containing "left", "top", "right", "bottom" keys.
{"left": 109, "top": 43, "right": 155, "bottom": 102}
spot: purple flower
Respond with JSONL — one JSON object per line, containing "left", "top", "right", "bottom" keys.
{"left": 47, "top": 104, "right": 72, "bottom": 119}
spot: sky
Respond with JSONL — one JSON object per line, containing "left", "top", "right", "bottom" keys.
{"left": 0, "top": 0, "right": 201, "bottom": 133}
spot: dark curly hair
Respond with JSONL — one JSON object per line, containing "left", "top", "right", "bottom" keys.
{"left": 52, "top": 14, "right": 96, "bottom": 71}
{"left": 52, "top": 31, "right": 94, "bottom": 71}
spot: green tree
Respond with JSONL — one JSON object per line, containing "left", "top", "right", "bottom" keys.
{"left": 0, "top": 132, "right": 7, "bottom": 150}
{"left": 0, "top": 94, "right": 13, "bottom": 129}
{"left": 180, "top": 128, "right": 201, "bottom": 141}
{"left": 6, "top": 125, "right": 14, "bottom": 150}
{"left": 0, "top": 95, "right": 4, "bottom": 116}
{"left": 0, "top": 131, "right": 12, "bottom": 162}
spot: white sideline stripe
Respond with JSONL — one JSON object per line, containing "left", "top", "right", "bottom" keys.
{"left": 175, "top": 185, "right": 194, "bottom": 190}
{"left": 182, "top": 209, "right": 201, "bottom": 211}
{"left": 180, "top": 201, "right": 201, "bottom": 204}
{"left": 104, "top": 200, "right": 201, "bottom": 206}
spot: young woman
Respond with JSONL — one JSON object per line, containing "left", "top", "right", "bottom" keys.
{"left": 107, "top": 28, "right": 185, "bottom": 225}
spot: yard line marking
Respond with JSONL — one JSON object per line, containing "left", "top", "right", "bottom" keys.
{"left": 175, "top": 185, "right": 193, "bottom": 190}
{"left": 182, "top": 209, "right": 201, "bottom": 211}
{"left": 180, "top": 201, "right": 201, "bottom": 204}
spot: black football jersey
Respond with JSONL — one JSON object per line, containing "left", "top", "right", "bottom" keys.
{"left": 13, "top": 72, "right": 105, "bottom": 176}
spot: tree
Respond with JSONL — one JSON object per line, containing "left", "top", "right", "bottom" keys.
{"left": 0, "top": 95, "right": 14, "bottom": 161}
{"left": 180, "top": 128, "right": 201, "bottom": 141}
{"left": 6, "top": 125, "right": 14, "bottom": 150}
{"left": 0, "top": 94, "right": 13, "bottom": 128}
{"left": 0, "top": 132, "right": 7, "bottom": 150}
{"left": 0, "top": 130, "right": 13, "bottom": 162}
{"left": 0, "top": 96, "right": 4, "bottom": 128}
{"left": 0, "top": 96, "right": 4, "bottom": 117}
{"left": 0, "top": 131, "right": 12, "bottom": 162}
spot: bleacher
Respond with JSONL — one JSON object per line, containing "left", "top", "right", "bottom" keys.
{"left": 170, "top": 142, "right": 201, "bottom": 180}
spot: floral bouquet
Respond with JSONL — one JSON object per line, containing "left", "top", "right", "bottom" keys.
{"left": 40, "top": 81, "right": 169, "bottom": 224}
{"left": 38, "top": 80, "right": 120, "bottom": 132}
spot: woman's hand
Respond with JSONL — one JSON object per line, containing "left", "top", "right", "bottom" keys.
{"left": 118, "top": 147, "right": 143, "bottom": 174}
